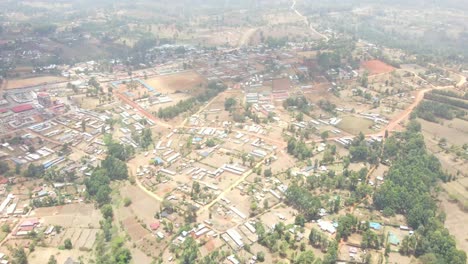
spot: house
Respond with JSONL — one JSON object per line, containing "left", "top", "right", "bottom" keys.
{"left": 150, "top": 221, "right": 160, "bottom": 231}
{"left": 369, "top": 222, "right": 382, "bottom": 230}
{"left": 64, "top": 257, "right": 80, "bottom": 264}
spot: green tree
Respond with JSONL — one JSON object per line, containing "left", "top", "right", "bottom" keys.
{"left": 64, "top": 238, "right": 72, "bottom": 249}
{"left": 12, "top": 248, "right": 28, "bottom": 264}
{"left": 47, "top": 255, "right": 57, "bottom": 264}
{"left": 224, "top": 98, "right": 236, "bottom": 111}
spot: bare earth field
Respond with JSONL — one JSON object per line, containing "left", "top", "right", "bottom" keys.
{"left": 419, "top": 118, "right": 468, "bottom": 146}
{"left": 31, "top": 203, "right": 102, "bottom": 228}
{"left": 4, "top": 76, "right": 67, "bottom": 89}
{"left": 28, "top": 247, "right": 92, "bottom": 264}
{"left": 439, "top": 192, "right": 468, "bottom": 253}
{"left": 361, "top": 60, "right": 396, "bottom": 75}
{"left": 145, "top": 71, "right": 205, "bottom": 95}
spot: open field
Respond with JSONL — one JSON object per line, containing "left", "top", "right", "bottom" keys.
{"left": 439, "top": 192, "right": 468, "bottom": 253}
{"left": 4, "top": 76, "right": 67, "bottom": 89}
{"left": 48, "top": 227, "right": 98, "bottom": 249}
{"left": 31, "top": 203, "right": 102, "bottom": 228}
{"left": 361, "top": 60, "right": 396, "bottom": 75}
{"left": 145, "top": 71, "right": 205, "bottom": 95}
{"left": 28, "top": 247, "right": 92, "bottom": 264}
{"left": 419, "top": 118, "right": 468, "bottom": 146}
{"left": 336, "top": 115, "right": 374, "bottom": 135}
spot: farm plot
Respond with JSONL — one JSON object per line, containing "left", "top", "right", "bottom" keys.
{"left": 32, "top": 203, "right": 102, "bottom": 228}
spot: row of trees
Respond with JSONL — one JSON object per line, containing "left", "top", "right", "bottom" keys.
{"left": 424, "top": 93, "right": 468, "bottom": 110}
{"left": 157, "top": 81, "right": 226, "bottom": 119}
{"left": 415, "top": 101, "right": 465, "bottom": 122}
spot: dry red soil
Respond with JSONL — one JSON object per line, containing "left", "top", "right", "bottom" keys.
{"left": 361, "top": 60, "right": 395, "bottom": 75}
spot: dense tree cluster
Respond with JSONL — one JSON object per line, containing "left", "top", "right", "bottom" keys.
{"left": 317, "top": 100, "right": 336, "bottom": 113}
{"left": 415, "top": 101, "right": 465, "bottom": 122}
{"left": 373, "top": 122, "right": 466, "bottom": 263}
{"left": 224, "top": 97, "right": 236, "bottom": 112}
{"left": 348, "top": 132, "right": 380, "bottom": 164}
{"left": 133, "top": 128, "right": 153, "bottom": 149}
{"left": 285, "top": 184, "right": 322, "bottom": 220}
{"left": 424, "top": 93, "right": 468, "bottom": 110}
{"left": 283, "top": 96, "right": 312, "bottom": 114}
{"left": 85, "top": 142, "right": 130, "bottom": 205}
{"left": 287, "top": 138, "right": 313, "bottom": 160}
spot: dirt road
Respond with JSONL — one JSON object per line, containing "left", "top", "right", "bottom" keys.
{"left": 115, "top": 92, "right": 172, "bottom": 129}
{"left": 290, "top": 0, "right": 329, "bottom": 41}
{"left": 198, "top": 153, "right": 274, "bottom": 214}
{"left": 238, "top": 28, "right": 258, "bottom": 47}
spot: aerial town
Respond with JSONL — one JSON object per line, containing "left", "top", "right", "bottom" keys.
{"left": 0, "top": 0, "right": 466, "bottom": 264}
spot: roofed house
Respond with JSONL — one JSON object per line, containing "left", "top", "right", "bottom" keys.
{"left": 150, "top": 221, "right": 160, "bottom": 231}
{"left": 11, "top": 104, "right": 34, "bottom": 113}
{"left": 64, "top": 257, "right": 80, "bottom": 264}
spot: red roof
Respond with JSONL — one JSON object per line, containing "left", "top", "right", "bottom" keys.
{"left": 0, "top": 108, "right": 9, "bottom": 113}
{"left": 150, "top": 222, "right": 160, "bottom": 230}
{"left": 0, "top": 177, "right": 9, "bottom": 185}
{"left": 20, "top": 219, "right": 39, "bottom": 227}
{"left": 18, "top": 226, "right": 35, "bottom": 232}
{"left": 11, "top": 104, "right": 34, "bottom": 113}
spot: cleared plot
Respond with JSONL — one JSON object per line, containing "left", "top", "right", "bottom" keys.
{"left": 336, "top": 115, "right": 374, "bottom": 135}
{"left": 419, "top": 118, "right": 468, "bottom": 146}
{"left": 361, "top": 60, "right": 395, "bottom": 75}
{"left": 75, "top": 228, "right": 91, "bottom": 248}
{"left": 5, "top": 76, "right": 67, "bottom": 89}
{"left": 33, "top": 203, "right": 102, "bottom": 228}
{"left": 84, "top": 229, "right": 98, "bottom": 249}
{"left": 439, "top": 192, "right": 468, "bottom": 252}
{"left": 119, "top": 184, "right": 161, "bottom": 224}
{"left": 122, "top": 217, "right": 150, "bottom": 242}
{"left": 145, "top": 71, "right": 205, "bottom": 94}
{"left": 28, "top": 247, "right": 92, "bottom": 264}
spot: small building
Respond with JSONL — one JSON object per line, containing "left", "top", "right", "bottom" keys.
{"left": 150, "top": 222, "right": 160, "bottom": 231}
{"left": 37, "top": 92, "right": 52, "bottom": 107}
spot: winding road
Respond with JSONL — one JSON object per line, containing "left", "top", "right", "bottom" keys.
{"left": 290, "top": 0, "right": 329, "bottom": 41}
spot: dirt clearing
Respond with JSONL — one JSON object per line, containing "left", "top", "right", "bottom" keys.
{"left": 5, "top": 76, "right": 67, "bottom": 89}
{"left": 361, "top": 60, "right": 396, "bottom": 75}
{"left": 145, "top": 71, "right": 205, "bottom": 95}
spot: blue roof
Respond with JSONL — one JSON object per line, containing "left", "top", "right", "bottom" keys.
{"left": 153, "top": 157, "right": 164, "bottom": 164}
{"left": 369, "top": 222, "right": 382, "bottom": 230}
{"left": 388, "top": 232, "right": 400, "bottom": 245}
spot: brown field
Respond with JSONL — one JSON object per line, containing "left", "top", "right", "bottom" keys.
{"left": 118, "top": 184, "right": 161, "bottom": 224}
{"left": 145, "top": 71, "right": 205, "bottom": 95}
{"left": 28, "top": 247, "right": 92, "bottom": 264}
{"left": 361, "top": 60, "right": 396, "bottom": 75}
{"left": 31, "top": 203, "right": 102, "bottom": 228}
{"left": 336, "top": 115, "right": 374, "bottom": 135}
{"left": 439, "top": 192, "right": 468, "bottom": 252}
{"left": 4, "top": 76, "right": 67, "bottom": 89}
{"left": 48, "top": 227, "right": 98, "bottom": 250}
{"left": 419, "top": 118, "right": 468, "bottom": 146}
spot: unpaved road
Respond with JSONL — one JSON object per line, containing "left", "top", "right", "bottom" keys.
{"left": 290, "top": 0, "right": 329, "bottom": 41}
